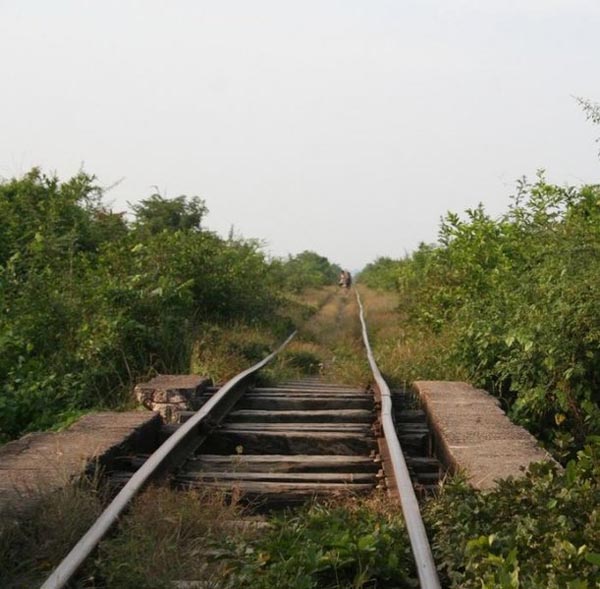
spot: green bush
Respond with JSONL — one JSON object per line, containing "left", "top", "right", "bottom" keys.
{"left": 271, "top": 250, "right": 342, "bottom": 293}
{"left": 363, "top": 174, "right": 600, "bottom": 458}
{"left": 425, "top": 440, "right": 600, "bottom": 588}
{"left": 0, "top": 169, "right": 286, "bottom": 441}
{"left": 235, "top": 500, "right": 417, "bottom": 589}
{"left": 358, "top": 256, "right": 405, "bottom": 291}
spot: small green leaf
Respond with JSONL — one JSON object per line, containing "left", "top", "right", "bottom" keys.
{"left": 584, "top": 552, "right": 600, "bottom": 566}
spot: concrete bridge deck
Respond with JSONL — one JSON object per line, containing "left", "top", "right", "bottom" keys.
{"left": 0, "top": 381, "right": 556, "bottom": 513}
{"left": 413, "top": 381, "right": 555, "bottom": 489}
{"left": 0, "top": 411, "right": 161, "bottom": 511}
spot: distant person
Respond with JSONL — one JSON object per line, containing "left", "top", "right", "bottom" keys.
{"left": 338, "top": 270, "right": 352, "bottom": 289}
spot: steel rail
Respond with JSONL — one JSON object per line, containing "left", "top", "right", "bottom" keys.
{"left": 41, "top": 331, "right": 297, "bottom": 589}
{"left": 355, "top": 290, "right": 441, "bottom": 589}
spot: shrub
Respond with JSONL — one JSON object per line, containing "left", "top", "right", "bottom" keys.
{"left": 361, "top": 175, "right": 600, "bottom": 458}
{"left": 235, "top": 498, "right": 417, "bottom": 589}
{"left": 0, "top": 170, "right": 286, "bottom": 440}
{"left": 425, "top": 440, "right": 600, "bottom": 588}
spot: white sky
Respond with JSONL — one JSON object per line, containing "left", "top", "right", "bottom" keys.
{"left": 1, "top": 1, "right": 599, "bottom": 269}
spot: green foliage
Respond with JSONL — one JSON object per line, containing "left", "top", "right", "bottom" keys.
{"left": 366, "top": 174, "right": 600, "bottom": 457}
{"left": 0, "top": 169, "right": 290, "bottom": 441}
{"left": 235, "top": 500, "right": 417, "bottom": 589}
{"left": 358, "top": 256, "right": 405, "bottom": 291}
{"left": 425, "top": 440, "right": 600, "bottom": 588}
{"left": 130, "top": 192, "right": 208, "bottom": 234}
{"left": 577, "top": 97, "right": 600, "bottom": 156}
{"left": 272, "top": 250, "right": 342, "bottom": 293}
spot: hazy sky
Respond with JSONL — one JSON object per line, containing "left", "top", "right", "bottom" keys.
{"left": 2, "top": 1, "right": 599, "bottom": 269}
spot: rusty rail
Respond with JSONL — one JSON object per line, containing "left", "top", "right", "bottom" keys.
{"left": 355, "top": 289, "right": 441, "bottom": 589}
{"left": 41, "top": 331, "right": 297, "bottom": 589}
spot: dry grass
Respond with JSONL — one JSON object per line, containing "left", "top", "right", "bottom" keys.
{"left": 357, "top": 285, "right": 467, "bottom": 387}
{"left": 86, "top": 486, "right": 254, "bottom": 589}
{"left": 189, "top": 288, "right": 338, "bottom": 385}
{"left": 0, "top": 475, "right": 255, "bottom": 588}
{"left": 292, "top": 289, "right": 371, "bottom": 386}
{"left": 265, "top": 283, "right": 465, "bottom": 388}
{"left": 191, "top": 323, "right": 280, "bottom": 383}
{"left": 285, "top": 285, "right": 337, "bottom": 312}
{"left": 0, "top": 477, "right": 104, "bottom": 589}
{"left": 191, "top": 286, "right": 372, "bottom": 386}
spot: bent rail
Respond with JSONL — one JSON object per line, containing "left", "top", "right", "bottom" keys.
{"left": 41, "top": 331, "right": 297, "bottom": 589}
{"left": 355, "top": 290, "right": 441, "bottom": 589}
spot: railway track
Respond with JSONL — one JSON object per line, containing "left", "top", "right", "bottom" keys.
{"left": 41, "top": 291, "right": 443, "bottom": 589}
{"left": 172, "top": 378, "right": 378, "bottom": 507}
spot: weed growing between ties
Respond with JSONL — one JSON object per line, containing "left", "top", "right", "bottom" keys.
{"left": 233, "top": 495, "right": 417, "bottom": 589}
{"left": 0, "top": 478, "right": 103, "bottom": 589}
{"left": 424, "top": 440, "right": 600, "bottom": 589}
{"left": 85, "top": 489, "right": 418, "bottom": 589}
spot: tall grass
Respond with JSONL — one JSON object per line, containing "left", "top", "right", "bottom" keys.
{"left": 89, "top": 487, "right": 250, "bottom": 588}
{"left": 286, "top": 289, "right": 371, "bottom": 385}
{"left": 356, "top": 286, "right": 467, "bottom": 387}
{"left": 0, "top": 477, "right": 103, "bottom": 588}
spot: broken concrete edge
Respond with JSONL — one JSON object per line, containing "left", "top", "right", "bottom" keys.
{"left": 410, "top": 380, "right": 560, "bottom": 491}
{"left": 134, "top": 374, "right": 213, "bottom": 423}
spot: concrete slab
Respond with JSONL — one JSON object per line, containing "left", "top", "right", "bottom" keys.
{"left": 412, "top": 381, "right": 554, "bottom": 489}
{"left": 0, "top": 411, "right": 161, "bottom": 510}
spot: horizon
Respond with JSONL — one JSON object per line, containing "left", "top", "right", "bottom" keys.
{"left": 2, "top": 1, "right": 599, "bottom": 268}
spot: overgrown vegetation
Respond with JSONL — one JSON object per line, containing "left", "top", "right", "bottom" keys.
{"left": 88, "top": 486, "right": 248, "bottom": 588}
{"left": 357, "top": 114, "right": 600, "bottom": 587}
{"left": 5, "top": 104, "right": 600, "bottom": 588}
{"left": 85, "top": 491, "right": 416, "bottom": 589}
{"left": 234, "top": 497, "right": 416, "bottom": 589}
{"left": 0, "top": 482, "right": 417, "bottom": 589}
{"left": 0, "top": 169, "right": 341, "bottom": 442}
{"left": 0, "top": 478, "right": 103, "bottom": 588}
{"left": 271, "top": 251, "right": 342, "bottom": 293}
{"left": 360, "top": 173, "right": 600, "bottom": 459}
{"left": 425, "top": 442, "right": 600, "bottom": 589}
{"left": 277, "top": 288, "right": 371, "bottom": 386}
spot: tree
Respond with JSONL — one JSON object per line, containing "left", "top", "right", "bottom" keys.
{"left": 576, "top": 96, "right": 600, "bottom": 156}
{"left": 274, "top": 250, "right": 342, "bottom": 292}
{"left": 131, "top": 194, "right": 208, "bottom": 234}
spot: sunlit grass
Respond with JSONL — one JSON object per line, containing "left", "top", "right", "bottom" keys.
{"left": 191, "top": 323, "right": 280, "bottom": 383}
{"left": 293, "top": 289, "right": 371, "bottom": 386}
{"left": 357, "top": 285, "right": 467, "bottom": 387}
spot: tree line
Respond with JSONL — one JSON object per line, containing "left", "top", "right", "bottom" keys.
{"left": 0, "top": 169, "right": 340, "bottom": 441}
{"left": 360, "top": 173, "right": 600, "bottom": 459}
